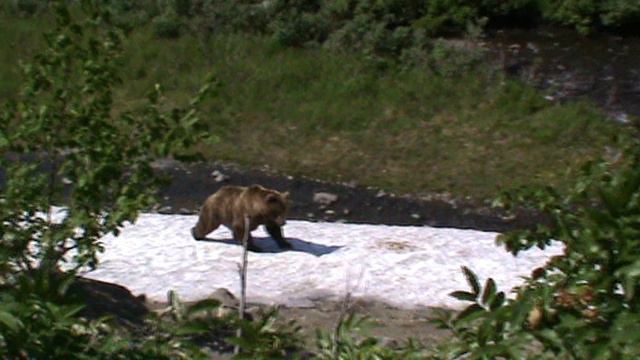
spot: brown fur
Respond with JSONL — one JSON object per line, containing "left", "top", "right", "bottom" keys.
{"left": 191, "top": 185, "right": 291, "bottom": 250}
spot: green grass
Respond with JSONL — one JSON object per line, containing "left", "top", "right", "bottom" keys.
{"left": 0, "top": 15, "right": 625, "bottom": 201}
{"left": 0, "top": 15, "right": 50, "bottom": 100}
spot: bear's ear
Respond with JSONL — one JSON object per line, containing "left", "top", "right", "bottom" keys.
{"left": 266, "top": 193, "right": 281, "bottom": 203}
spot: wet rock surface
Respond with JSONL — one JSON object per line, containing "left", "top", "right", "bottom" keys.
{"left": 487, "top": 27, "right": 640, "bottom": 122}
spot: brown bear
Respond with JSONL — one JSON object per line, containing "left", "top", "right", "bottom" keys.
{"left": 191, "top": 185, "right": 292, "bottom": 251}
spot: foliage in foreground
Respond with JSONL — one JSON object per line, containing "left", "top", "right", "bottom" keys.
{"left": 0, "top": 0, "right": 216, "bottom": 357}
{"left": 315, "top": 312, "right": 425, "bottom": 359}
{"left": 432, "top": 136, "right": 640, "bottom": 359}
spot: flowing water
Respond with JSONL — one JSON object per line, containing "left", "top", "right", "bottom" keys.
{"left": 487, "top": 27, "right": 640, "bottom": 123}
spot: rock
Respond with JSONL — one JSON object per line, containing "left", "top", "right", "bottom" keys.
{"left": 211, "top": 170, "right": 230, "bottom": 183}
{"left": 68, "top": 277, "right": 149, "bottom": 326}
{"left": 379, "top": 337, "right": 399, "bottom": 349}
{"left": 158, "top": 206, "right": 172, "bottom": 214}
{"left": 499, "top": 213, "right": 517, "bottom": 221}
{"left": 150, "top": 158, "right": 177, "bottom": 170}
{"left": 313, "top": 192, "right": 338, "bottom": 205}
{"left": 613, "top": 112, "right": 630, "bottom": 124}
{"left": 344, "top": 180, "right": 358, "bottom": 188}
{"left": 208, "top": 288, "right": 239, "bottom": 308}
{"left": 244, "top": 306, "right": 262, "bottom": 321}
{"left": 178, "top": 208, "right": 194, "bottom": 215}
{"left": 216, "top": 306, "right": 235, "bottom": 318}
{"left": 410, "top": 213, "right": 421, "bottom": 220}
{"left": 342, "top": 208, "right": 351, "bottom": 215}
{"left": 376, "top": 190, "right": 387, "bottom": 198}
{"left": 324, "top": 209, "right": 335, "bottom": 216}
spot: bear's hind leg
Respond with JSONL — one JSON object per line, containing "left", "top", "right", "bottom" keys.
{"left": 233, "top": 225, "right": 259, "bottom": 252}
{"left": 192, "top": 217, "right": 220, "bottom": 240}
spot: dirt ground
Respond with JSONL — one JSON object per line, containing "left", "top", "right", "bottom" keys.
{"left": 273, "top": 297, "right": 452, "bottom": 349}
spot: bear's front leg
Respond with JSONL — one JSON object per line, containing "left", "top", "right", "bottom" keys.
{"left": 265, "top": 223, "right": 292, "bottom": 249}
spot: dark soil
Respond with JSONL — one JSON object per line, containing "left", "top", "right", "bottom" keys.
{"left": 154, "top": 159, "right": 543, "bottom": 233}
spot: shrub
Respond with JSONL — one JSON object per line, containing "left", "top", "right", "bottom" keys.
{"left": 432, "top": 136, "right": 640, "bottom": 359}
{"left": 269, "top": 0, "right": 329, "bottom": 47}
{"left": 0, "top": 0, "right": 216, "bottom": 357}
{"left": 153, "top": 9, "right": 184, "bottom": 38}
{"left": 540, "top": 0, "right": 640, "bottom": 34}
{"left": 315, "top": 312, "right": 425, "bottom": 359}
{"left": 15, "top": 0, "right": 41, "bottom": 16}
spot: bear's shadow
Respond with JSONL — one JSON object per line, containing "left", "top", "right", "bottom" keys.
{"left": 196, "top": 236, "right": 342, "bottom": 256}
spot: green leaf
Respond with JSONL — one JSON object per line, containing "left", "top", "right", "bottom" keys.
{"left": 481, "top": 278, "right": 496, "bottom": 306}
{"left": 461, "top": 266, "right": 480, "bottom": 296}
{"left": 535, "top": 329, "right": 564, "bottom": 349}
{"left": 0, "top": 131, "right": 8, "bottom": 148}
{"left": 174, "top": 323, "right": 209, "bottom": 336}
{"left": 477, "top": 319, "right": 493, "bottom": 346}
{"left": 489, "top": 292, "right": 505, "bottom": 310}
{"left": 455, "top": 304, "right": 485, "bottom": 324}
{"left": 186, "top": 298, "right": 221, "bottom": 317}
{"left": 449, "top": 291, "right": 477, "bottom": 302}
{"left": 0, "top": 311, "right": 22, "bottom": 332}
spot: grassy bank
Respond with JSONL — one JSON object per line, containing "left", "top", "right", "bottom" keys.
{"left": 0, "top": 15, "right": 624, "bottom": 200}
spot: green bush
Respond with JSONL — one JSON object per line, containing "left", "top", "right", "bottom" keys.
{"left": 315, "top": 312, "right": 425, "bottom": 359}
{"left": 540, "top": 0, "right": 640, "bottom": 34}
{"left": 269, "top": 0, "right": 329, "bottom": 47}
{"left": 14, "top": 0, "right": 41, "bottom": 16}
{"left": 0, "top": 0, "right": 217, "bottom": 357}
{"left": 432, "top": 136, "right": 640, "bottom": 359}
{"left": 153, "top": 10, "right": 184, "bottom": 38}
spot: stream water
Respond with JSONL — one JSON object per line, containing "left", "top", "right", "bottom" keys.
{"left": 487, "top": 27, "right": 639, "bottom": 123}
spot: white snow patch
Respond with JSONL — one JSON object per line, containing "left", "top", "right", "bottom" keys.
{"left": 80, "top": 212, "right": 563, "bottom": 309}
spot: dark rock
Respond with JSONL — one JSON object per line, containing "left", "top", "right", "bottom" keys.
{"left": 68, "top": 277, "right": 148, "bottom": 327}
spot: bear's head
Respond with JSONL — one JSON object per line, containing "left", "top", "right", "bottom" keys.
{"left": 249, "top": 185, "right": 289, "bottom": 225}
{"left": 265, "top": 190, "right": 289, "bottom": 226}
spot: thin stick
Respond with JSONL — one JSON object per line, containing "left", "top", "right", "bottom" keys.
{"left": 332, "top": 291, "right": 352, "bottom": 357}
{"left": 234, "top": 216, "right": 250, "bottom": 355}
{"left": 332, "top": 267, "right": 365, "bottom": 356}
